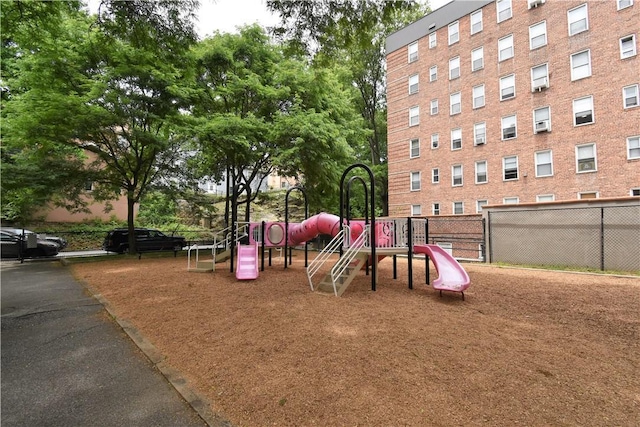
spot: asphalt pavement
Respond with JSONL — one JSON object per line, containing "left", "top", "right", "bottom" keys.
{"left": 0, "top": 260, "right": 221, "bottom": 427}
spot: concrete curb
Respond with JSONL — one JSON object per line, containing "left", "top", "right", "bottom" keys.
{"left": 67, "top": 261, "right": 232, "bottom": 427}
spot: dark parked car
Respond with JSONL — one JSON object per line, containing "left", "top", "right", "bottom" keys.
{"left": 103, "top": 228, "right": 186, "bottom": 253}
{"left": 1, "top": 227, "right": 67, "bottom": 250}
{"left": 0, "top": 230, "right": 60, "bottom": 259}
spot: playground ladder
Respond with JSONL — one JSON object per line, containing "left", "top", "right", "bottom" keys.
{"left": 324, "top": 225, "right": 369, "bottom": 296}
{"left": 307, "top": 226, "right": 349, "bottom": 291}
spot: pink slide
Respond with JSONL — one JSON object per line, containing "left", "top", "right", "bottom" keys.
{"left": 414, "top": 244, "right": 470, "bottom": 300}
{"left": 236, "top": 244, "right": 259, "bottom": 280}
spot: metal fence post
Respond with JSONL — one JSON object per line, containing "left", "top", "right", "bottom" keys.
{"left": 600, "top": 207, "right": 605, "bottom": 271}
{"left": 487, "top": 211, "right": 493, "bottom": 263}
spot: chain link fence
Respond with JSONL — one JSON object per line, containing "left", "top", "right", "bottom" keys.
{"left": 426, "top": 216, "right": 485, "bottom": 260}
{"left": 487, "top": 204, "right": 640, "bottom": 272}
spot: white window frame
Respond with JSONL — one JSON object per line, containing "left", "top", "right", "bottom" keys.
{"left": 497, "top": 0, "right": 512, "bottom": 23}
{"left": 531, "top": 63, "right": 549, "bottom": 91}
{"left": 501, "top": 114, "right": 517, "bottom": 140}
{"left": 452, "top": 164, "right": 463, "bottom": 187}
{"left": 529, "top": 21, "right": 547, "bottom": 50}
{"left": 449, "top": 56, "right": 460, "bottom": 80}
{"left": 411, "top": 205, "right": 422, "bottom": 216}
{"left": 533, "top": 106, "right": 551, "bottom": 133}
{"left": 474, "top": 122, "right": 486, "bottom": 145}
{"left": 571, "top": 50, "right": 591, "bottom": 81}
{"left": 410, "top": 138, "right": 420, "bottom": 159}
{"left": 573, "top": 96, "right": 594, "bottom": 126}
{"left": 620, "top": 35, "right": 637, "bottom": 59}
{"left": 476, "top": 200, "right": 488, "bottom": 213}
{"left": 409, "top": 106, "right": 420, "bottom": 127}
{"left": 535, "top": 150, "right": 553, "bottom": 177}
{"left": 432, "top": 168, "right": 440, "bottom": 183}
{"left": 448, "top": 21, "right": 460, "bottom": 45}
{"left": 430, "top": 99, "right": 439, "bottom": 115}
{"left": 451, "top": 128, "right": 462, "bottom": 151}
{"left": 408, "top": 74, "right": 419, "bottom": 95}
{"left": 429, "top": 65, "right": 438, "bottom": 82}
{"left": 498, "top": 34, "right": 514, "bottom": 61}
{"left": 568, "top": 4, "right": 588, "bottom": 36}
{"left": 471, "top": 9, "right": 483, "bottom": 35}
{"left": 450, "top": 92, "right": 461, "bottom": 115}
{"left": 408, "top": 42, "right": 418, "bottom": 62}
{"left": 410, "top": 171, "right": 422, "bottom": 190}
{"left": 537, "top": 194, "right": 555, "bottom": 202}
{"left": 429, "top": 32, "right": 437, "bottom": 49}
{"left": 500, "top": 74, "right": 515, "bottom": 101}
{"left": 431, "top": 133, "right": 439, "bottom": 149}
{"left": 475, "top": 160, "right": 488, "bottom": 184}
{"left": 503, "top": 155, "right": 519, "bottom": 181}
{"left": 473, "top": 84, "right": 485, "bottom": 109}
{"left": 623, "top": 84, "right": 639, "bottom": 109}
{"left": 617, "top": 0, "right": 633, "bottom": 10}
{"left": 627, "top": 136, "right": 640, "bottom": 160}
{"left": 576, "top": 143, "right": 597, "bottom": 173}
{"left": 471, "top": 46, "right": 484, "bottom": 71}
{"left": 453, "top": 202, "right": 464, "bottom": 215}
{"left": 503, "top": 197, "right": 519, "bottom": 204}
{"left": 432, "top": 203, "right": 440, "bottom": 215}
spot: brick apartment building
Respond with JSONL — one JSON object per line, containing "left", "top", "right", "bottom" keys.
{"left": 385, "top": 0, "right": 640, "bottom": 217}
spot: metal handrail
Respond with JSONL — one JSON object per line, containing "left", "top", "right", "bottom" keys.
{"left": 329, "top": 225, "right": 369, "bottom": 296}
{"left": 307, "top": 227, "right": 349, "bottom": 291}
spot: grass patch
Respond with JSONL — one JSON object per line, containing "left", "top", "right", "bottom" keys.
{"left": 492, "top": 261, "right": 640, "bottom": 277}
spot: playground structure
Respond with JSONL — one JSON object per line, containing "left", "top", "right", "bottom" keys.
{"left": 188, "top": 164, "right": 470, "bottom": 299}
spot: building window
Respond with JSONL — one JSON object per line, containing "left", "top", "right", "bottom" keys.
{"left": 452, "top": 164, "right": 463, "bottom": 187}
{"left": 533, "top": 106, "right": 551, "bottom": 133}
{"left": 472, "top": 84, "right": 485, "bottom": 109}
{"left": 432, "top": 203, "right": 440, "bottom": 215}
{"left": 448, "top": 21, "right": 459, "bottom": 45}
{"left": 429, "top": 65, "right": 437, "bottom": 82}
{"left": 627, "top": 136, "right": 640, "bottom": 159}
{"left": 568, "top": 4, "right": 588, "bottom": 36}
{"left": 623, "top": 84, "right": 639, "bottom": 108}
{"left": 411, "top": 205, "right": 422, "bottom": 216}
{"left": 410, "top": 171, "right": 421, "bottom": 190}
{"left": 453, "top": 202, "right": 464, "bottom": 215}
{"left": 529, "top": 21, "right": 547, "bottom": 50}
{"left": 531, "top": 63, "right": 549, "bottom": 91}
{"left": 475, "top": 160, "right": 488, "bottom": 184}
{"left": 408, "top": 74, "right": 419, "bottom": 94}
{"left": 498, "top": 34, "right": 514, "bottom": 61}
{"left": 471, "top": 9, "right": 483, "bottom": 34}
{"left": 503, "top": 197, "right": 519, "bottom": 204}
{"left": 432, "top": 168, "right": 440, "bottom": 183}
{"left": 618, "top": 0, "right": 633, "bottom": 10}
{"left": 500, "top": 74, "right": 515, "bottom": 100}
{"left": 451, "top": 128, "right": 462, "bottom": 150}
{"left": 571, "top": 50, "right": 591, "bottom": 80}
{"left": 503, "top": 156, "right": 519, "bottom": 180}
{"left": 409, "top": 106, "right": 420, "bottom": 126}
{"left": 429, "top": 32, "right": 437, "bottom": 49}
{"left": 537, "top": 194, "right": 555, "bottom": 202}
{"left": 408, "top": 42, "right": 418, "bottom": 62}
{"left": 620, "top": 35, "right": 637, "bottom": 59}
{"left": 579, "top": 192, "right": 598, "bottom": 199}
{"left": 471, "top": 47, "right": 484, "bottom": 71}
{"left": 576, "top": 143, "right": 597, "bottom": 173}
{"left": 476, "top": 200, "right": 488, "bottom": 213}
{"left": 431, "top": 133, "right": 439, "bottom": 149}
{"left": 431, "top": 99, "right": 439, "bottom": 115}
{"left": 450, "top": 92, "right": 461, "bottom": 115}
{"left": 497, "top": 0, "right": 512, "bottom": 23}
{"left": 474, "top": 122, "right": 486, "bottom": 145}
{"left": 535, "top": 150, "right": 553, "bottom": 177}
{"left": 573, "top": 96, "right": 594, "bottom": 126}
{"left": 410, "top": 138, "right": 420, "bottom": 158}
{"left": 631, "top": 188, "right": 640, "bottom": 196}
{"left": 449, "top": 56, "right": 460, "bottom": 80}
{"left": 84, "top": 180, "right": 94, "bottom": 191}
{"left": 502, "top": 114, "right": 517, "bottom": 140}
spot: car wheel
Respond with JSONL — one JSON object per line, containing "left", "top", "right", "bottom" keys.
{"left": 119, "top": 245, "right": 129, "bottom": 254}
{"left": 27, "top": 248, "right": 46, "bottom": 258}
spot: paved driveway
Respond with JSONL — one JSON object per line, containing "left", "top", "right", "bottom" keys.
{"left": 1, "top": 261, "right": 208, "bottom": 427}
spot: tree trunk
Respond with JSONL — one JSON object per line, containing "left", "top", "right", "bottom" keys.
{"left": 127, "top": 195, "right": 137, "bottom": 254}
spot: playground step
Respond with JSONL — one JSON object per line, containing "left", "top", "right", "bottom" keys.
{"left": 188, "top": 260, "right": 214, "bottom": 273}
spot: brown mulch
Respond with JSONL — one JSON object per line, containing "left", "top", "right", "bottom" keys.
{"left": 70, "top": 253, "right": 640, "bottom": 427}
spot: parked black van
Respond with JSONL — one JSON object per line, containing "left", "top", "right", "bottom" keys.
{"left": 103, "top": 228, "right": 186, "bottom": 253}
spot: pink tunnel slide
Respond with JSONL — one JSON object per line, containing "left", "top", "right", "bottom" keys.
{"left": 413, "top": 244, "right": 470, "bottom": 299}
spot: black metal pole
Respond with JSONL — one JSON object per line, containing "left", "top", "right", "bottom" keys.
{"left": 261, "top": 221, "right": 265, "bottom": 272}
{"left": 230, "top": 183, "right": 237, "bottom": 273}
{"left": 407, "top": 217, "right": 413, "bottom": 290}
{"left": 285, "top": 186, "right": 309, "bottom": 269}
{"left": 393, "top": 255, "right": 397, "bottom": 279}
{"left": 425, "top": 255, "right": 430, "bottom": 285}
{"left": 600, "top": 207, "right": 605, "bottom": 271}
{"left": 269, "top": 248, "right": 272, "bottom": 266}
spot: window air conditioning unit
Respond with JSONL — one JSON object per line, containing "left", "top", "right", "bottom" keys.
{"left": 579, "top": 161, "right": 595, "bottom": 171}
{"left": 535, "top": 120, "right": 549, "bottom": 133}
{"left": 475, "top": 137, "right": 486, "bottom": 145}
{"left": 532, "top": 77, "right": 549, "bottom": 92}
{"left": 528, "top": 0, "right": 545, "bottom": 9}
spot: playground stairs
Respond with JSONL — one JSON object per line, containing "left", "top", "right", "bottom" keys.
{"left": 315, "top": 252, "right": 369, "bottom": 297}
{"left": 215, "top": 249, "right": 231, "bottom": 263}
{"left": 188, "top": 261, "right": 214, "bottom": 273}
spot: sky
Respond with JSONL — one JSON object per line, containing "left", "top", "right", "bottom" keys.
{"left": 195, "top": 0, "right": 451, "bottom": 38}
